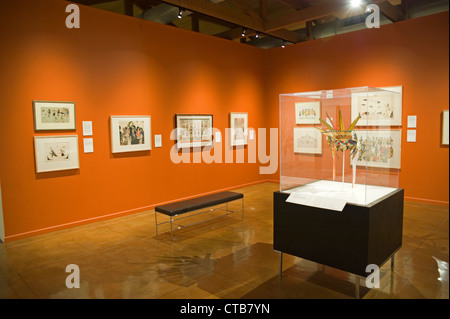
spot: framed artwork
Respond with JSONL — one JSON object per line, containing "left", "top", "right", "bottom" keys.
{"left": 442, "top": 110, "right": 449, "bottom": 146}
{"left": 295, "top": 101, "right": 321, "bottom": 124}
{"left": 351, "top": 86, "right": 403, "bottom": 126}
{"left": 34, "top": 135, "right": 79, "bottom": 173}
{"left": 175, "top": 114, "right": 213, "bottom": 148}
{"left": 33, "top": 101, "right": 76, "bottom": 131}
{"left": 353, "top": 130, "right": 402, "bottom": 169}
{"left": 110, "top": 116, "right": 151, "bottom": 153}
{"left": 293, "top": 127, "right": 322, "bottom": 154}
{"left": 230, "top": 112, "right": 248, "bottom": 146}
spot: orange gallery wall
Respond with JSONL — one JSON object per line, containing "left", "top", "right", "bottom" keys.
{"left": 0, "top": 0, "right": 268, "bottom": 241}
{"left": 264, "top": 11, "right": 449, "bottom": 205}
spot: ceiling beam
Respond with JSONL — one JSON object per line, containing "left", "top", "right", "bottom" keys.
{"left": 124, "top": 0, "right": 134, "bottom": 16}
{"left": 230, "top": 0, "right": 264, "bottom": 26}
{"left": 195, "top": 12, "right": 237, "bottom": 29}
{"left": 259, "top": 0, "right": 267, "bottom": 20}
{"left": 264, "top": 1, "right": 349, "bottom": 32}
{"left": 401, "top": 0, "right": 410, "bottom": 19}
{"left": 160, "top": 0, "right": 264, "bottom": 30}
{"left": 191, "top": 13, "right": 200, "bottom": 32}
{"left": 276, "top": 0, "right": 309, "bottom": 10}
{"left": 159, "top": 0, "right": 302, "bottom": 43}
{"left": 265, "top": 0, "right": 394, "bottom": 32}
{"left": 377, "top": 1, "right": 406, "bottom": 22}
{"left": 215, "top": 27, "right": 256, "bottom": 40}
{"left": 69, "top": 0, "right": 116, "bottom": 5}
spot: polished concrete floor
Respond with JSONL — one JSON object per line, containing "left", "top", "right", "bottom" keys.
{"left": 0, "top": 183, "right": 448, "bottom": 299}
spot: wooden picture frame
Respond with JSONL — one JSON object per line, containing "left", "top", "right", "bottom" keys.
{"left": 34, "top": 135, "right": 79, "bottom": 173}
{"left": 110, "top": 115, "right": 151, "bottom": 153}
{"left": 293, "top": 127, "right": 322, "bottom": 154}
{"left": 175, "top": 114, "right": 213, "bottom": 149}
{"left": 230, "top": 112, "right": 248, "bottom": 146}
{"left": 33, "top": 101, "right": 76, "bottom": 131}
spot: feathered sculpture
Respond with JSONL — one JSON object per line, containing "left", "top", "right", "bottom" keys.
{"left": 315, "top": 111, "right": 365, "bottom": 186}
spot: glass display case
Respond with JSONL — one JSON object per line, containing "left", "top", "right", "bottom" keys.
{"left": 279, "top": 86, "right": 402, "bottom": 210}
{"left": 274, "top": 87, "right": 405, "bottom": 292}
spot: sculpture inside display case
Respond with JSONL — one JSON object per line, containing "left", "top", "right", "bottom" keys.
{"left": 279, "top": 87, "right": 402, "bottom": 210}
{"left": 274, "top": 87, "right": 405, "bottom": 294}
{"left": 316, "top": 111, "right": 364, "bottom": 186}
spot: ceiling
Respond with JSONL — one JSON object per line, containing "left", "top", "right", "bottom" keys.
{"left": 69, "top": 0, "right": 449, "bottom": 48}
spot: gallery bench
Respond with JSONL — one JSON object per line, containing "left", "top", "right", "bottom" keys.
{"left": 154, "top": 191, "right": 244, "bottom": 240}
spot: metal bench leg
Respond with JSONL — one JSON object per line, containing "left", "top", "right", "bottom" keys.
{"left": 242, "top": 198, "right": 244, "bottom": 220}
{"left": 279, "top": 252, "right": 283, "bottom": 278}
{"left": 355, "top": 275, "right": 360, "bottom": 299}
{"left": 170, "top": 217, "right": 174, "bottom": 241}
{"left": 155, "top": 212, "right": 159, "bottom": 239}
{"left": 391, "top": 254, "right": 395, "bottom": 271}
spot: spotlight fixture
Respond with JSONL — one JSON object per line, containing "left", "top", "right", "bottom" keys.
{"left": 255, "top": 31, "right": 260, "bottom": 39}
{"left": 350, "top": 0, "right": 363, "bottom": 8}
{"left": 177, "top": 8, "right": 184, "bottom": 19}
{"left": 281, "top": 41, "right": 285, "bottom": 48}
{"left": 241, "top": 27, "right": 247, "bottom": 37}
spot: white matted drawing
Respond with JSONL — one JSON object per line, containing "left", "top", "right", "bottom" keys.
{"left": 33, "top": 101, "right": 76, "bottom": 131}
{"left": 442, "top": 110, "right": 449, "bottom": 146}
{"left": 176, "top": 114, "right": 213, "bottom": 148}
{"left": 354, "top": 130, "right": 402, "bottom": 169}
{"left": 34, "top": 135, "right": 80, "bottom": 173}
{"left": 230, "top": 112, "right": 248, "bottom": 146}
{"left": 110, "top": 116, "right": 151, "bottom": 153}
{"left": 295, "top": 101, "right": 321, "bottom": 124}
{"left": 293, "top": 127, "right": 322, "bottom": 154}
{"left": 351, "top": 86, "right": 403, "bottom": 126}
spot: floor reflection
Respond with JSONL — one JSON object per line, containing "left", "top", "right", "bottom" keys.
{"left": 0, "top": 183, "right": 448, "bottom": 299}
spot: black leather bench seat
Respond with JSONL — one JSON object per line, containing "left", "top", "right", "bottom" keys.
{"left": 155, "top": 191, "right": 243, "bottom": 217}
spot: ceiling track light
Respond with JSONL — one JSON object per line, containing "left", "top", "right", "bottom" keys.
{"left": 255, "top": 31, "right": 260, "bottom": 39}
{"left": 350, "top": 0, "right": 363, "bottom": 8}
{"left": 177, "top": 7, "right": 184, "bottom": 19}
{"left": 281, "top": 40, "right": 286, "bottom": 48}
{"left": 241, "top": 27, "right": 247, "bottom": 37}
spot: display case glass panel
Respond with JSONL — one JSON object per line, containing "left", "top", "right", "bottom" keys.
{"left": 279, "top": 87, "right": 402, "bottom": 209}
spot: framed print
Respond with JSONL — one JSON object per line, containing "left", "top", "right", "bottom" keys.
{"left": 293, "top": 127, "right": 322, "bottom": 154}
{"left": 110, "top": 116, "right": 151, "bottom": 153}
{"left": 175, "top": 114, "right": 213, "bottom": 148}
{"left": 442, "top": 110, "right": 449, "bottom": 146}
{"left": 351, "top": 86, "right": 403, "bottom": 126}
{"left": 230, "top": 112, "right": 248, "bottom": 146}
{"left": 34, "top": 135, "right": 79, "bottom": 173}
{"left": 295, "top": 101, "right": 321, "bottom": 124}
{"left": 33, "top": 101, "right": 76, "bottom": 131}
{"left": 353, "top": 130, "right": 402, "bottom": 169}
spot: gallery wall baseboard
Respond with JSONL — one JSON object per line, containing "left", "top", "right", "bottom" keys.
{"left": 3, "top": 179, "right": 271, "bottom": 242}
{"left": 404, "top": 196, "right": 449, "bottom": 206}
{"left": 0, "top": 182, "right": 4, "bottom": 243}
